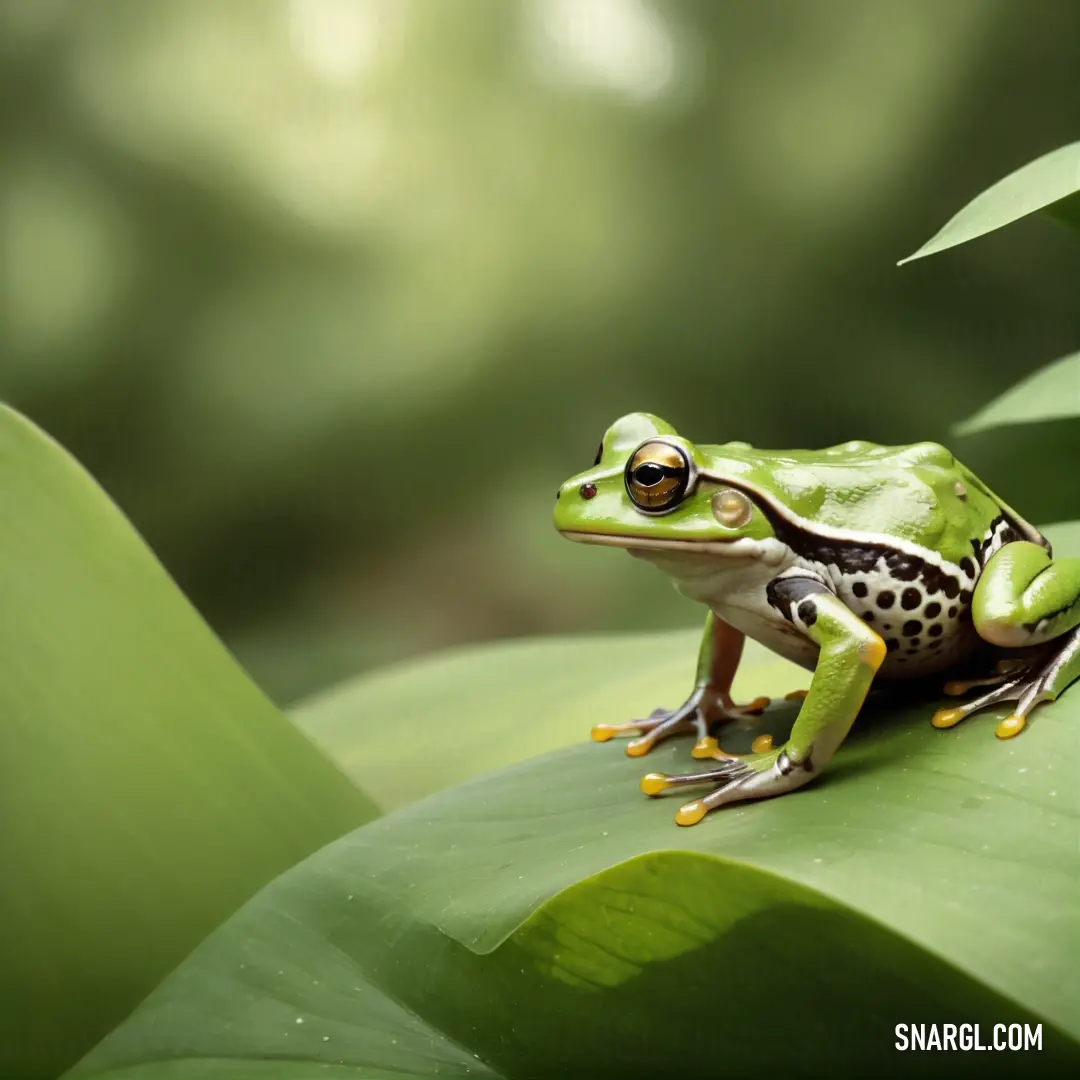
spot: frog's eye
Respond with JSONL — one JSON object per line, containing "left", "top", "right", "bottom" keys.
{"left": 625, "top": 440, "right": 690, "bottom": 512}
{"left": 711, "top": 488, "right": 752, "bottom": 529}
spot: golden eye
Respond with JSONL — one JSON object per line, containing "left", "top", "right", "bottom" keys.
{"left": 711, "top": 488, "right": 752, "bottom": 528}
{"left": 625, "top": 440, "right": 690, "bottom": 512}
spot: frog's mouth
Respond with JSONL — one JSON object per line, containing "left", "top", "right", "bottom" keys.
{"left": 559, "top": 530, "right": 783, "bottom": 563}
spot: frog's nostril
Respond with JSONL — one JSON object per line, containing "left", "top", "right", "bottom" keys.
{"left": 555, "top": 489, "right": 561, "bottom": 500}
{"left": 580, "top": 483, "right": 597, "bottom": 500}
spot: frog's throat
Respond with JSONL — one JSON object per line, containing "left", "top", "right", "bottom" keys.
{"left": 558, "top": 531, "right": 788, "bottom": 567}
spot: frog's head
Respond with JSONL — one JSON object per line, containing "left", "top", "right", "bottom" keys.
{"left": 553, "top": 413, "right": 780, "bottom": 561}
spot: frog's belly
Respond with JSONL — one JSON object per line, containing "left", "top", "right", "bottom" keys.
{"left": 713, "top": 603, "right": 820, "bottom": 672}
{"left": 714, "top": 601, "right": 980, "bottom": 680}
{"left": 657, "top": 551, "right": 980, "bottom": 679}
{"left": 876, "top": 622, "right": 981, "bottom": 679}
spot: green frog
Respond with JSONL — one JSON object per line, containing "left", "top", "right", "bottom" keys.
{"left": 553, "top": 412, "right": 1080, "bottom": 826}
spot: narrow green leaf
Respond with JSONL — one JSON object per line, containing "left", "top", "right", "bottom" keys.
{"left": 899, "top": 141, "right": 1080, "bottom": 264}
{"left": 0, "top": 406, "right": 378, "bottom": 1079}
{"left": 293, "top": 632, "right": 807, "bottom": 811}
{"left": 951, "top": 419, "right": 1080, "bottom": 527}
{"left": 72, "top": 616, "right": 1080, "bottom": 1078}
{"left": 954, "top": 350, "right": 1080, "bottom": 435}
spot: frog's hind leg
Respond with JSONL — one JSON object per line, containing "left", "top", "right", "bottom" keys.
{"left": 932, "top": 540, "right": 1080, "bottom": 738}
{"left": 940, "top": 657, "right": 1030, "bottom": 698}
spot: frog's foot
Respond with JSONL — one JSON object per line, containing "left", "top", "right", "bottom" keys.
{"left": 591, "top": 706, "right": 696, "bottom": 757}
{"left": 591, "top": 687, "right": 768, "bottom": 759}
{"left": 941, "top": 657, "right": 1031, "bottom": 697}
{"left": 640, "top": 746, "right": 808, "bottom": 825}
{"left": 692, "top": 691, "right": 770, "bottom": 760}
{"left": 720, "top": 691, "right": 773, "bottom": 714}
{"left": 932, "top": 634, "right": 1080, "bottom": 739}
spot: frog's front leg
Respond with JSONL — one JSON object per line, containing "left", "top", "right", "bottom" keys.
{"left": 641, "top": 575, "right": 885, "bottom": 825}
{"left": 591, "top": 611, "right": 769, "bottom": 759}
{"left": 932, "top": 541, "right": 1080, "bottom": 738}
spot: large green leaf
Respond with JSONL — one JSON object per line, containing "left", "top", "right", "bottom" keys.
{"left": 72, "top": 581, "right": 1080, "bottom": 1077}
{"left": 0, "top": 406, "right": 378, "bottom": 1079}
{"left": 899, "top": 140, "right": 1080, "bottom": 264}
{"left": 293, "top": 632, "right": 807, "bottom": 811}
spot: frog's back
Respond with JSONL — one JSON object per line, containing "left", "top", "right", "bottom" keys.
{"left": 693, "top": 438, "right": 1050, "bottom": 679}
{"left": 700, "top": 438, "right": 1046, "bottom": 566}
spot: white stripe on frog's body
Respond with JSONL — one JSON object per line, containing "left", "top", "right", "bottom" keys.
{"left": 698, "top": 470, "right": 1047, "bottom": 569}
{"left": 973, "top": 514, "right": 1035, "bottom": 566}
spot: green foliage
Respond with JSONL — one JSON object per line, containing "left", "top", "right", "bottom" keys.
{"left": 72, "top": 622, "right": 1080, "bottom": 1078}
{"left": 956, "top": 349, "right": 1080, "bottom": 434}
{"left": 0, "top": 407, "right": 378, "bottom": 1079}
{"left": 899, "top": 141, "right": 1080, "bottom": 263}
{"left": 3, "top": 13, "right": 1080, "bottom": 1077}
{"left": 950, "top": 349, "right": 1080, "bottom": 526}
{"left": 894, "top": 141, "right": 1080, "bottom": 528}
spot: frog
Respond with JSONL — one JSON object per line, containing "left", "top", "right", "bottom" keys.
{"left": 553, "top": 412, "right": 1080, "bottom": 826}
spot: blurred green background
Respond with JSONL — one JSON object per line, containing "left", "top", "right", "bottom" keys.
{"left": 2, "top": 0, "right": 1079, "bottom": 706}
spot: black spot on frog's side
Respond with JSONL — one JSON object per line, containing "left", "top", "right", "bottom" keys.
{"left": 807, "top": 541, "right": 881, "bottom": 575}
{"left": 767, "top": 575, "right": 831, "bottom": 625}
{"left": 902, "top": 619, "right": 922, "bottom": 637}
{"left": 885, "top": 551, "right": 922, "bottom": 582}
{"left": 877, "top": 590, "right": 895, "bottom": 610}
{"left": 901, "top": 587, "right": 921, "bottom": 610}
{"left": 920, "top": 562, "right": 962, "bottom": 599}
{"left": 925, "top": 601, "right": 941, "bottom": 618}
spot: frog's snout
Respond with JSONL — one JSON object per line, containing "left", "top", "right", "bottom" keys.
{"left": 554, "top": 474, "right": 606, "bottom": 534}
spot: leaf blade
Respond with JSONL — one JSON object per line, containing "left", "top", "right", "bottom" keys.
{"left": 0, "top": 406, "right": 378, "bottom": 1078}
{"left": 71, "top": 625, "right": 1080, "bottom": 1078}
{"left": 954, "top": 350, "right": 1080, "bottom": 435}
{"left": 899, "top": 141, "right": 1080, "bottom": 264}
